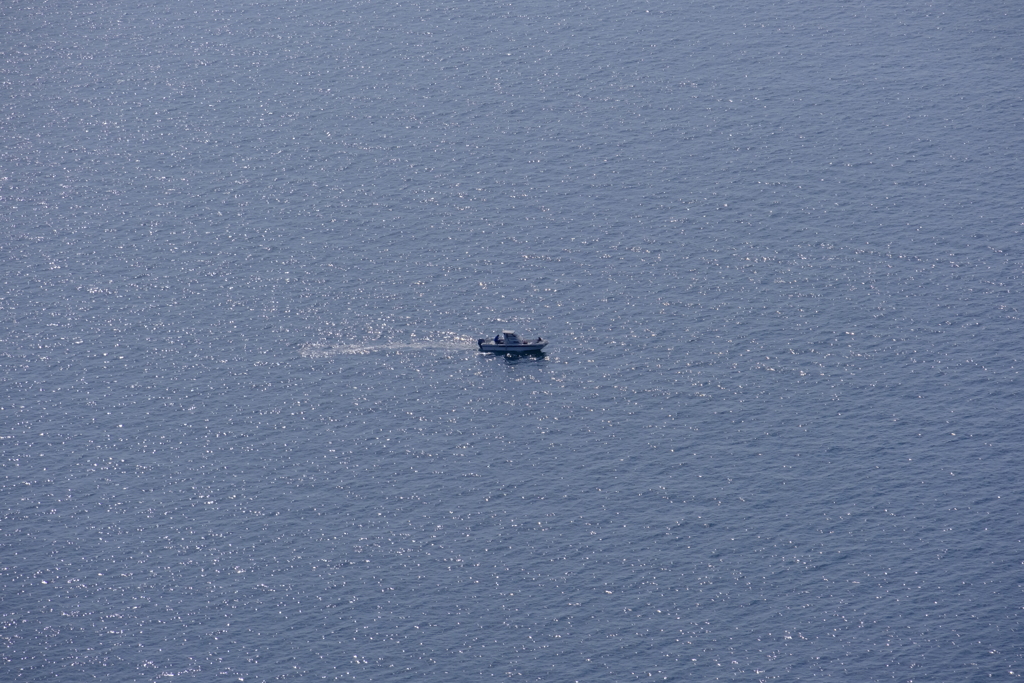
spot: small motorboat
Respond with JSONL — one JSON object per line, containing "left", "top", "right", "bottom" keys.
{"left": 478, "top": 331, "right": 547, "bottom": 353}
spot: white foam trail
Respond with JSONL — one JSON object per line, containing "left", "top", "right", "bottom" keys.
{"left": 300, "top": 337, "right": 476, "bottom": 358}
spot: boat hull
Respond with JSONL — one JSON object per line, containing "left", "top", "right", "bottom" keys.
{"left": 478, "top": 341, "right": 547, "bottom": 354}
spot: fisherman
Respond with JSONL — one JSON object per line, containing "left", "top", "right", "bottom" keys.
{"left": 494, "top": 334, "right": 501, "bottom": 344}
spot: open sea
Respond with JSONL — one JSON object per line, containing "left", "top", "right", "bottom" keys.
{"left": 3, "top": 0, "right": 1023, "bottom": 680}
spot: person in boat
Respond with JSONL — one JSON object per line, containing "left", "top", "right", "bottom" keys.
{"left": 494, "top": 334, "right": 501, "bottom": 344}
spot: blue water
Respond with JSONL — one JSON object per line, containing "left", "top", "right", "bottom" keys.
{"left": 3, "top": 0, "right": 1023, "bottom": 679}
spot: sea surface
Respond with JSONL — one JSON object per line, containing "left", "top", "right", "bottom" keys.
{"left": 3, "top": 0, "right": 1023, "bottom": 680}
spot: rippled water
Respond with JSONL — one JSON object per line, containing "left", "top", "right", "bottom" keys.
{"left": 3, "top": 0, "right": 1024, "bottom": 680}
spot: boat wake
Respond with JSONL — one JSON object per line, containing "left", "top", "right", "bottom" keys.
{"left": 300, "top": 337, "right": 476, "bottom": 358}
